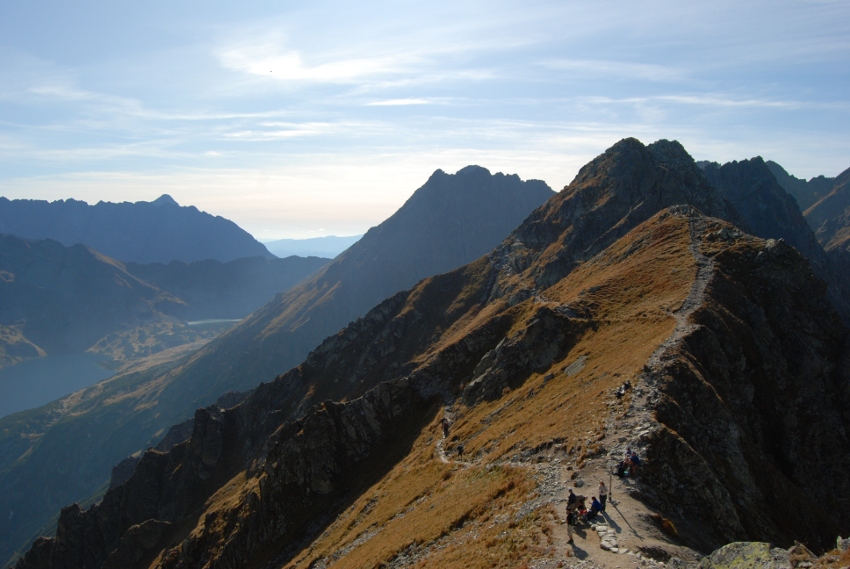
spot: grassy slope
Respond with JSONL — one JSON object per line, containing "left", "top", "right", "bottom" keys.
{"left": 168, "top": 211, "right": 695, "bottom": 569}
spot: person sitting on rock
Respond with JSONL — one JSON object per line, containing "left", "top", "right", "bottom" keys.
{"left": 585, "top": 496, "right": 603, "bottom": 521}
{"left": 628, "top": 450, "right": 640, "bottom": 476}
{"left": 615, "top": 449, "right": 631, "bottom": 477}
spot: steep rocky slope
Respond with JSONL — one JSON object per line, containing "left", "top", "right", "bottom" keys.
{"left": 0, "top": 167, "right": 552, "bottom": 566}
{"left": 803, "top": 168, "right": 850, "bottom": 253}
{"left": 700, "top": 158, "right": 850, "bottom": 319}
{"left": 15, "top": 139, "right": 850, "bottom": 568}
{"left": 0, "top": 194, "right": 272, "bottom": 264}
{"left": 766, "top": 160, "right": 836, "bottom": 212}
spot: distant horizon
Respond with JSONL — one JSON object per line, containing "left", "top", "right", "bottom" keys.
{"left": 2, "top": 0, "right": 848, "bottom": 239}
{"left": 1, "top": 152, "right": 845, "bottom": 239}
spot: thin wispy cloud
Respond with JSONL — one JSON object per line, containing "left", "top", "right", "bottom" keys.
{"left": 1, "top": 0, "right": 849, "bottom": 237}
{"left": 366, "top": 98, "right": 430, "bottom": 106}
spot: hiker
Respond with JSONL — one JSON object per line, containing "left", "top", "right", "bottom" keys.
{"left": 567, "top": 488, "right": 577, "bottom": 511}
{"left": 615, "top": 448, "right": 632, "bottom": 477}
{"left": 441, "top": 417, "right": 450, "bottom": 438}
{"left": 585, "top": 496, "right": 602, "bottom": 521}
{"left": 456, "top": 444, "right": 465, "bottom": 460}
{"left": 629, "top": 450, "right": 640, "bottom": 476}
{"left": 566, "top": 509, "right": 577, "bottom": 543}
{"left": 598, "top": 481, "right": 608, "bottom": 511}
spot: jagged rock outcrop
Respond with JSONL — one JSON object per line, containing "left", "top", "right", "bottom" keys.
{"left": 638, "top": 226, "right": 850, "bottom": 551}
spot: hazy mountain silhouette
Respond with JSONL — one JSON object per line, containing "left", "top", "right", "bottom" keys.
{"left": 125, "top": 256, "right": 330, "bottom": 321}
{"left": 0, "top": 195, "right": 273, "bottom": 264}
{"left": 263, "top": 235, "right": 362, "bottom": 258}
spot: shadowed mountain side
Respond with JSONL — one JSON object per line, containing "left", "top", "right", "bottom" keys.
{"left": 766, "top": 160, "right": 836, "bottom": 212}
{"left": 16, "top": 205, "right": 850, "bottom": 569}
{"left": 700, "top": 158, "right": 850, "bottom": 319}
{"left": 124, "top": 255, "right": 330, "bottom": 321}
{"left": 0, "top": 195, "right": 273, "bottom": 264}
{"left": 804, "top": 168, "right": 850, "bottom": 252}
{"left": 0, "top": 234, "right": 183, "bottom": 362}
{"left": 0, "top": 167, "right": 553, "bottom": 565}
{"left": 153, "top": 166, "right": 554, "bottom": 409}
{"left": 0, "top": 342, "right": 248, "bottom": 568}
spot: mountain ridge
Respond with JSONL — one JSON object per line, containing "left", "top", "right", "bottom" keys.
{"left": 0, "top": 195, "right": 272, "bottom": 264}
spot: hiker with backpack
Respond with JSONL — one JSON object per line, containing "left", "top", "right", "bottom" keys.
{"left": 566, "top": 508, "right": 577, "bottom": 543}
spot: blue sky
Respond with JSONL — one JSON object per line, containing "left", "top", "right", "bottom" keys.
{"left": 1, "top": 0, "right": 848, "bottom": 239}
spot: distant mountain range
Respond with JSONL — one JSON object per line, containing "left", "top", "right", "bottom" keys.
{"left": 0, "top": 194, "right": 273, "bottom": 264}
{"left": 0, "top": 233, "right": 182, "bottom": 366}
{"left": 0, "top": 165, "right": 554, "bottom": 565}
{"left": 263, "top": 234, "right": 363, "bottom": 258}
{"left": 13, "top": 139, "right": 850, "bottom": 569}
{"left": 0, "top": 234, "right": 328, "bottom": 371}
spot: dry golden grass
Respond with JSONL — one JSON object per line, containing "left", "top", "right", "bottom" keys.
{"left": 449, "top": 213, "right": 694, "bottom": 463}
{"left": 282, "top": 212, "right": 698, "bottom": 568}
{"left": 285, "top": 418, "right": 545, "bottom": 569}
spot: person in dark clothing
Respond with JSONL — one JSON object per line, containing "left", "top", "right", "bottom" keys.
{"left": 441, "top": 417, "right": 450, "bottom": 438}
{"left": 585, "top": 497, "right": 602, "bottom": 521}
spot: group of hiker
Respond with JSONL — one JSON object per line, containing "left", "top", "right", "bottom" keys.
{"left": 614, "top": 447, "right": 641, "bottom": 477}
{"left": 565, "top": 481, "right": 608, "bottom": 543}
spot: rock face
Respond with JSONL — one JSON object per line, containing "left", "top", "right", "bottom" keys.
{"left": 0, "top": 195, "right": 273, "bottom": 264}
{"left": 13, "top": 139, "right": 850, "bottom": 568}
{"left": 640, "top": 230, "right": 850, "bottom": 551}
{"left": 803, "top": 168, "right": 850, "bottom": 253}
{"left": 701, "top": 158, "right": 850, "bottom": 320}
{"left": 766, "top": 161, "right": 836, "bottom": 212}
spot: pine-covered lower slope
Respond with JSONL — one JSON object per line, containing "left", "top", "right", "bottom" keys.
{"left": 16, "top": 209, "right": 850, "bottom": 568}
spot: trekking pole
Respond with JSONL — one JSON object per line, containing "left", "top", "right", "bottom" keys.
{"left": 609, "top": 473, "right": 613, "bottom": 502}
